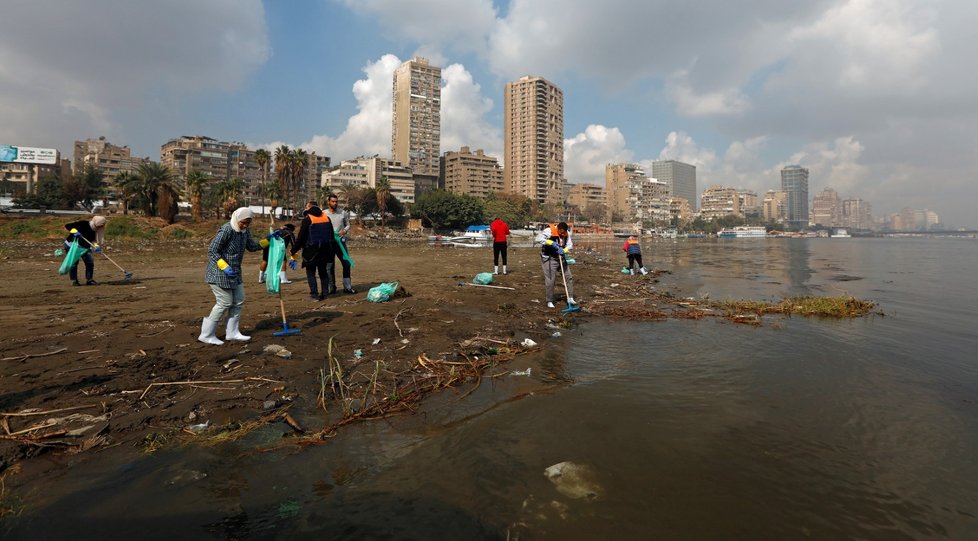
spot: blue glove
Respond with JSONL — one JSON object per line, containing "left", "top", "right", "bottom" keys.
{"left": 556, "top": 247, "right": 565, "bottom": 256}
{"left": 288, "top": 258, "right": 298, "bottom": 270}
{"left": 266, "top": 230, "right": 282, "bottom": 240}
{"left": 217, "top": 259, "right": 236, "bottom": 278}
{"left": 93, "top": 244, "right": 102, "bottom": 253}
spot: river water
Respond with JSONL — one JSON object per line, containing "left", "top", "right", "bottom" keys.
{"left": 6, "top": 238, "right": 978, "bottom": 539}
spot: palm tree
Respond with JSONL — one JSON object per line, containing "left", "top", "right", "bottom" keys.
{"left": 184, "top": 170, "right": 208, "bottom": 222}
{"left": 255, "top": 149, "right": 270, "bottom": 217}
{"left": 133, "top": 162, "right": 179, "bottom": 222}
{"left": 375, "top": 176, "right": 391, "bottom": 226}
{"left": 335, "top": 179, "right": 355, "bottom": 207}
{"left": 265, "top": 181, "right": 281, "bottom": 225}
{"left": 289, "top": 148, "right": 308, "bottom": 215}
{"left": 217, "top": 177, "right": 245, "bottom": 219}
{"left": 274, "top": 145, "right": 291, "bottom": 216}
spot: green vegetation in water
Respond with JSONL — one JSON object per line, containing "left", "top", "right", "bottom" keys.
{"left": 714, "top": 295, "right": 878, "bottom": 318}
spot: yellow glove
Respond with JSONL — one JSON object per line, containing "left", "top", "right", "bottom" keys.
{"left": 216, "top": 258, "right": 236, "bottom": 278}
{"left": 259, "top": 238, "right": 270, "bottom": 248}
{"left": 545, "top": 239, "right": 554, "bottom": 246}
{"left": 69, "top": 228, "right": 78, "bottom": 234}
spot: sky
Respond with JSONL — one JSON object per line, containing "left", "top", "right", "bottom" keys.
{"left": 1, "top": 0, "right": 976, "bottom": 227}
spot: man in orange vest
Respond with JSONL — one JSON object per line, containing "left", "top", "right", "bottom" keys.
{"left": 536, "top": 222, "right": 576, "bottom": 309}
{"left": 291, "top": 200, "right": 336, "bottom": 302}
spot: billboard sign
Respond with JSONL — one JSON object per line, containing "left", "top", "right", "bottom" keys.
{"left": 0, "top": 144, "right": 58, "bottom": 165}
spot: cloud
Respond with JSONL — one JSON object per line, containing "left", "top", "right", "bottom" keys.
{"left": 267, "top": 56, "right": 503, "bottom": 167}
{"left": 0, "top": 0, "right": 268, "bottom": 152}
{"left": 280, "top": 54, "right": 401, "bottom": 160}
{"left": 338, "top": 0, "right": 497, "bottom": 54}
{"left": 563, "top": 125, "right": 634, "bottom": 183}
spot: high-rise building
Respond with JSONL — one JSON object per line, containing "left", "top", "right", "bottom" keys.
{"left": 812, "top": 187, "right": 842, "bottom": 227}
{"left": 650, "top": 160, "right": 697, "bottom": 211}
{"left": 441, "top": 146, "right": 503, "bottom": 198}
{"left": 504, "top": 75, "right": 564, "bottom": 204}
{"left": 762, "top": 190, "right": 787, "bottom": 223}
{"left": 700, "top": 185, "right": 742, "bottom": 220}
{"left": 780, "top": 165, "right": 809, "bottom": 230}
{"left": 73, "top": 137, "right": 149, "bottom": 183}
{"left": 392, "top": 57, "right": 441, "bottom": 179}
{"left": 322, "top": 156, "right": 415, "bottom": 205}
{"left": 605, "top": 163, "right": 646, "bottom": 221}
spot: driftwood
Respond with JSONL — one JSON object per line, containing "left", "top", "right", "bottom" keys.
{"left": 1, "top": 405, "right": 99, "bottom": 418}
{"left": 1, "top": 347, "right": 69, "bottom": 362}
{"left": 129, "top": 376, "right": 283, "bottom": 400}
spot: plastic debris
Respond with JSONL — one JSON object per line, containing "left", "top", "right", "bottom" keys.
{"left": 544, "top": 461, "right": 603, "bottom": 500}
{"left": 520, "top": 338, "right": 538, "bottom": 348}
{"left": 263, "top": 344, "right": 285, "bottom": 354}
{"left": 372, "top": 338, "right": 381, "bottom": 345}
{"left": 473, "top": 272, "right": 493, "bottom": 285}
{"left": 275, "top": 349, "right": 292, "bottom": 359}
{"left": 367, "top": 281, "right": 398, "bottom": 302}
{"left": 353, "top": 349, "right": 364, "bottom": 358}
{"left": 53, "top": 249, "right": 65, "bottom": 257}
{"left": 511, "top": 368, "right": 532, "bottom": 376}
{"left": 400, "top": 338, "right": 410, "bottom": 344}
{"left": 621, "top": 267, "right": 631, "bottom": 274}
{"left": 552, "top": 331, "right": 562, "bottom": 337}
{"left": 185, "top": 421, "right": 209, "bottom": 434}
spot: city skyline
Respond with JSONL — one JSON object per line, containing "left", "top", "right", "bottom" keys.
{"left": 1, "top": 1, "right": 976, "bottom": 227}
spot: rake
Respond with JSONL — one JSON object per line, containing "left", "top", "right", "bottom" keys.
{"left": 558, "top": 256, "right": 580, "bottom": 313}
{"left": 273, "top": 290, "right": 302, "bottom": 336}
{"left": 76, "top": 235, "right": 133, "bottom": 281}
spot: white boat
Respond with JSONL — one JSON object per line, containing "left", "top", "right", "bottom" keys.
{"left": 718, "top": 226, "right": 769, "bottom": 238}
{"left": 831, "top": 228, "right": 851, "bottom": 238}
{"left": 446, "top": 225, "right": 492, "bottom": 246}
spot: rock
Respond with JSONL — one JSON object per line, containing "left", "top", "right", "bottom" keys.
{"left": 263, "top": 400, "right": 277, "bottom": 410}
{"left": 544, "top": 461, "right": 602, "bottom": 500}
{"left": 275, "top": 349, "right": 292, "bottom": 359}
{"left": 263, "top": 344, "right": 285, "bottom": 354}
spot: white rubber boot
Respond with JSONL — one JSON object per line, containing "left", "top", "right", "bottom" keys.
{"left": 567, "top": 297, "right": 577, "bottom": 305}
{"left": 225, "top": 316, "right": 250, "bottom": 341}
{"left": 493, "top": 265, "right": 498, "bottom": 275}
{"left": 279, "top": 270, "right": 292, "bottom": 284}
{"left": 258, "top": 270, "right": 266, "bottom": 283}
{"left": 640, "top": 267, "right": 648, "bottom": 275}
{"left": 503, "top": 265, "right": 507, "bottom": 275}
{"left": 630, "top": 268, "right": 635, "bottom": 275}
{"left": 198, "top": 318, "right": 224, "bottom": 345}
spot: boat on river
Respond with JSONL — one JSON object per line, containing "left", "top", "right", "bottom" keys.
{"left": 718, "top": 226, "right": 769, "bottom": 238}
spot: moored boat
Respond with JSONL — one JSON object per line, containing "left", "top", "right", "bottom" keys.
{"left": 718, "top": 226, "right": 769, "bottom": 238}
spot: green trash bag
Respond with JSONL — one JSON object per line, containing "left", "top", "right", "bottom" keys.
{"left": 621, "top": 267, "right": 631, "bottom": 274}
{"left": 265, "top": 236, "right": 285, "bottom": 294}
{"left": 473, "top": 272, "right": 493, "bottom": 285}
{"left": 367, "top": 281, "right": 398, "bottom": 303}
{"left": 334, "top": 232, "right": 355, "bottom": 268}
{"left": 58, "top": 239, "right": 89, "bottom": 275}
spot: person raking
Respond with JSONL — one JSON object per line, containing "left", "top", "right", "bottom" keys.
{"left": 63, "top": 215, "right": 107, "bottom": 286}
{"left": 537, "top": 222, "right": 577, "bottom": 309}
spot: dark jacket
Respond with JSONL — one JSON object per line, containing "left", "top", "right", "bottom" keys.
{"left": 261, "top": 226, "right": 295, "bottom": 261}
{"left": 292, "top": 207, "right": 335, "bottom": 266}
{"left": 64, "top": 220, "right": 98, "bottom": 245}
{"left": 205, "top": 223, "right": 263, "bottom": 288}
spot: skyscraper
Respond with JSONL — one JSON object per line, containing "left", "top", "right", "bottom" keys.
{"left": 392, "top": 57, "right": 441, "bottom": 178}
{"left": 780, "top": 165, "right": 809, "bottom": 230}
{"left": 650, "top": 160, "right": 697, "bottom": 211}
{"left": 504, "top": 75, "right": 564, "bottom": 204}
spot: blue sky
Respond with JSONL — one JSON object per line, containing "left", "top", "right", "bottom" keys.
{"left": 1, "top": 0, "right": 976, "bottom": 227}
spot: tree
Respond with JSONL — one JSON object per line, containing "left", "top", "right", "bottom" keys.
{"left": 62, "top": 165, "right": 105, "bottom": 211}
{"left": 184, "top": 170, "right": 208, "bottom": 222}
{"left": 274, "top": 145, "right": 291, "bottom": 216}
{"left": 255, "top": 148, "right": 270, "bottom": 217}
{"left": 289, "top": 148, "right": 308, "bottom": 215}
{"left": 483, "top": 192, "right": 534, "bottom": 228}
{"left": 581, "top": 202, "right": 609, "bottom": 224}
{"left": 412, "top": 189, "right": 485, "bottom": 231}
{"left": 345, "top": 187, "right": 372, "bottom": 224}
{"left": 217, "top": 177, "right": 245, "bottom": 219}
{"left": 12, "top": 173, "right": 65, "bottom": 209}
{"left": 375, "top": 176, "right": 391, "bottom": 225}
{"left": 132, "top": 162, "right": 179, "bottom": 222}
{"left": 114, "top": 171, "right": 136, "bottom": 215}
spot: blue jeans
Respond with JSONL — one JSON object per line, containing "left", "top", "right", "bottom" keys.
{"left": 69, "top": 250, "right": 95, "bottom": 281}
{"left": 207, "top": 283, "right": 246, "bottom": 321}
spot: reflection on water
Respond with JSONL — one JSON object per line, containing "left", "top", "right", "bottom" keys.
{"left": 6, "top": 238, "right": 978, "bottom": 539}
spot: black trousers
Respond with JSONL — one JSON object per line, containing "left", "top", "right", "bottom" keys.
{"left": 493, "top": 241, "right": 508, "bottom": 266}
{"left": 627, "top": 254, "right": 643, "bottom": 269}
{"left": 327, "top": 239, "right": 352, "bottom": 292}
{"left": 305, "top": 259, "right": 334, "bottom": 296}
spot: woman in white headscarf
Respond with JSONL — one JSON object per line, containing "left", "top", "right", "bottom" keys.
{"left": 63, "top": 215, "right": 108, "bottom": 285}
{"left": 198, "top": 207, "right": 269, "bottom": 345}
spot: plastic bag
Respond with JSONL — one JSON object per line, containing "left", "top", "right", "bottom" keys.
{"left": 265, "top": 236, "right": 285, "bottom": 294}
{"left": 620, "top": 267, "right": 631, "bottom": 274}
{"left": 473, "top": 272, "right": 493, "bottom": 285}
{"left": 58, "top": 239, "right": 88, "bottom": 275}
{"left": 334, "top": 232, "right": 355, "bottom": 268}
{"left": 366, "top": 281, "right": 398, "bottom": 303}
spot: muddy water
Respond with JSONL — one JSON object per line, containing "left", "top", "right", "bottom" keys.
{"left": 6, "top": 237, "right": 978, "bottom": 539}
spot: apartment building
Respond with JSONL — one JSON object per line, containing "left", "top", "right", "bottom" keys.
{"left": 842, "top": 198, "right": 873, "bottom": 230}
{"left": 322, "top": 156, "right": 415, "bottom": 206}
{"left": 392, "top": 57, "right": 441, "bottom": 179}
{"left": 73, "top": 137, "right": 149, "bottom": 184}
{"left": 567, "top": 183, "right": 607, "bottom": 212}
{"left": 762, "top": 190, "right": 787, "bottom": 223}
{"left": 441, "top": 147, "right": 503, "bottom": 198}
{"left": 504, "top": 76, "right": 564, "bottom": 204}
{"left": 700, "top": 185, "right": 743, "bottom": 220}
{"left": 812, "top": 188, "right": 842, "bottom": 227}
{"left": 0, "top": 150, "right": 70, "bottom": 196}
